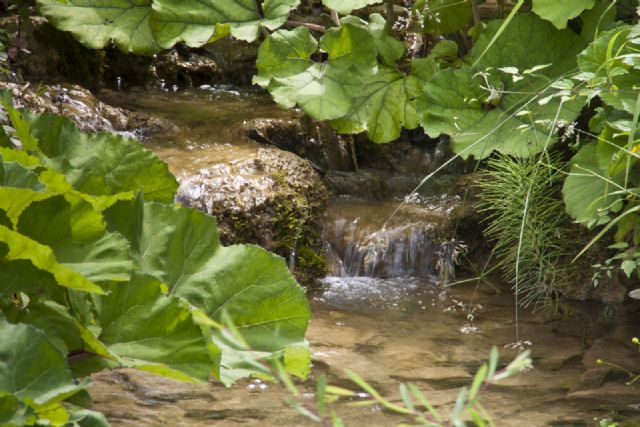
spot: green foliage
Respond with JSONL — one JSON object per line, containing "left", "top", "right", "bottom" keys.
{"left": 561, "top": 23, "right": 640, "bottom": 280}
{"left": 562, "top": 141, "right": 627, "bottom": 225}
{"left": 151, "top": 0, "right": 300, "bottom": 45}
{"left": 36, "top": 0, "right": 160, "bottom": 54}
{"left": 33, "top": 0, "right": 638, "bottom": 156}
{"left": 286, "top": 346, "right": 532, "bottom": 426}
{"left": 416, "top": 0, "right": 473, "bottom": 35}
{"left": 36, "top": 0, "right": 300, "bottom": 52}
{"left": 532, "top": 0, "right": 596, "bottom": 29}
{"left": 577, "top": 25, "right": 640, "bottom": 113}
{"left": 478, "top": 154, "right": 574, "bottom": 309}
{"left": 322, "top": 0, "right": 383, "bottom": 15}
{"left": 254, "top": 15, "right": 429, "bottom": 143}
{"left": 418, "top": 13, "right": 584, "bottom": 159}
{"left": 0, "top": 315, "right": 86, "bottom": 426}
{"left": 254, "top": 21, "right": 378, "bottom": 121}
{"left": 0, "top": 93, "right": 311, "bottom": 424}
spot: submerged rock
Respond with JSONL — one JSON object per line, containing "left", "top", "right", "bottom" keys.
{"left": 567, "top": 383, "right": 640, "bottom": 412}
{"left": 177, "top": 147, "right": 329, "bottom": 283}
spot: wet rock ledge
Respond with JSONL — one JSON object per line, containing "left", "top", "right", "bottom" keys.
{"left": 0, "top": 81, "right": 176, "bottom": 136}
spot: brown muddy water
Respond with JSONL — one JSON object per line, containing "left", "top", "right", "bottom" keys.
{"left": 93, "top": 87, "right": 640, "bottom": 426}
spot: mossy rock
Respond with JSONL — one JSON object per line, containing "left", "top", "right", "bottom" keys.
{"left": 177, "top": 147, "right": 329, "bottom": 285}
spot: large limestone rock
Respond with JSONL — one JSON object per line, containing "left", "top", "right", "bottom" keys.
{"left": 176, "top": 147, "right": 329, "bottom": 283}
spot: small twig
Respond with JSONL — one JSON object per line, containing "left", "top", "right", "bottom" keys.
{"left": 349, "top": 137, "right": 358, "bottom": 172}
{"left": 283, "top": 20, "right": 326, "bottom": 33}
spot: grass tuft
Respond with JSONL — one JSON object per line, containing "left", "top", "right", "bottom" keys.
{"left": 477, "top": 153, "right": 574, "bottom": 311}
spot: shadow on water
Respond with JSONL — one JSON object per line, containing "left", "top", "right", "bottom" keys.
{"left": 92, "top": 87, "right": 640, "bottom": 427}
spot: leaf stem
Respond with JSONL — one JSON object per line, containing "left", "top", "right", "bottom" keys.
{"left": 283, "top": 20, "right": 326, "bottom": 33}
{"left": 471, "top": 0, "right": 481, "bottom": 26}
{"left": 67, "top": 349, "right": 98, "bottom": 364}
{"left": 330, "top": 9, "right": 340, "bottom": 26}
{"left": 386, "top": 0, "right": 395, "bottom": 32}
{"left": 472, "top": 0, "right": 524, "bottom": 68}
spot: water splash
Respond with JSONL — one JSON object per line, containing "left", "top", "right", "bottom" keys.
{"left": 322, "top": 200, "right": 449, "bottom": 278}
{"left": 316, "top": 276, "right": 438, "bottom": 311}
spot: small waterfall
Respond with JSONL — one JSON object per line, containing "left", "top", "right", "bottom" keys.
{"left": 322, "top": 198, "right": 454, "bottom": 279}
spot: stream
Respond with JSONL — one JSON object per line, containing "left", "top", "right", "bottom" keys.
{"left": 90, "top": 87, "right": 640, "bottom": 426}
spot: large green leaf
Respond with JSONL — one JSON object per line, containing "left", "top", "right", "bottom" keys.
{"left": 533, "top": 0, "right": 595, "bottom": 29}
{"left": 0, "top": 224, "right": 105, "bottom": 294}
{"left": 24, "top": 113, "right": 178, "bottom": 203}
{"left": 104, "top": 198, "right": 311, "bottom": 355}
{"left": 2, "top": 300, "right": 84, "bottom": 357}
{"left": 368, "top": 13, "right": 405, "bottom": 66}
{"left": 0, "top": 260, "right": 64, "bottom": 303}
{"left": 0, "top": 316, "right": 83, "bottom": 407}
{"left": 252, "top": 26, "right": 318, "bottom": 86}
{"left": 329, "top": 66, "right": 423, "bottom": 143}
{"left": 419, "top": 13, "right": 584, "bottom": 159}
{"left": 36, "top": 0, "right": 160, "bottom": 54}
{"left": 66, "top": 410, "right": 110, "bottom": 427}
{"left": 0, "top": 93, "right": 38, "bottom": 152}
{"left": 151, "top": 0, "right": 300, "bottom": 46}
{"left": 322, "top": 0, "right": 383, "bottom": 15}
{"left": 256, "top": 15, "right": 418, "bottom": 141}
{"left": 417, "top": 0, "right": 472, "bottom": 35}
{"left": 255, "top": 21, "right": 379, "bottom": 120}
{"left": 0, "top": 102, "right": 177, "bottom": 204}
{"left": 17, "top": 196, "right": 133, "bottom": 284}
{"left": 0, "top": 156, "right": 42, "bottom": 189}
{"left": 0, "top": 393, "right": 36, "bottom": 427}
{"left": 89, "top": 275, "right": 218, "bottom": 383}
{"left": 0, "top": 156, "right": 50, "bottom": 225}
{"left": 578, "top": 25, "right": 640, "bottom": 114}
{"left": 563, "top": 141, "right": 626, "bottom": 224}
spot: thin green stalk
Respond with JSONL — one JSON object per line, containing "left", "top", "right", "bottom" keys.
{"left": 386, "top": 0, "right": 395, "bottom": 32}
{"left": 573, "top": 205, "right": 640, "bottom": 261}
{"left": 471, "top": 0, "right": 481, "bottom": 26}
{"left": 472, "top": 0, "right": 524, "bottom": 67}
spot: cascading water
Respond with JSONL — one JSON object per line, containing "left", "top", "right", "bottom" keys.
{"left": 322, "top": 196, "right": 459, "bottom": 280}
{"left": 317, "top": 182, "right": 464, "bottom": 312}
